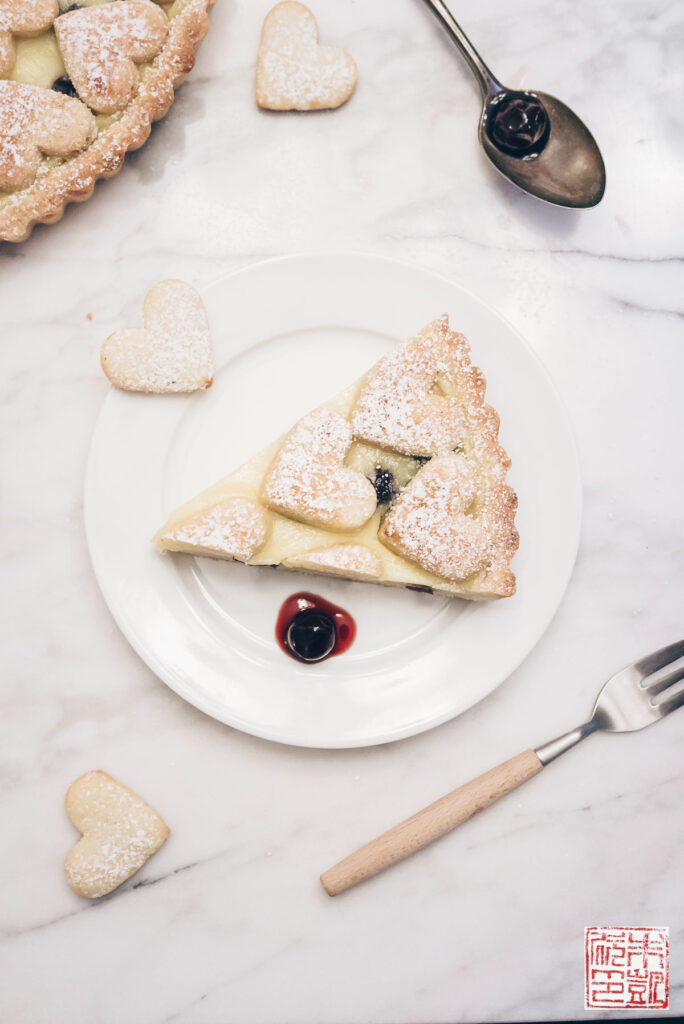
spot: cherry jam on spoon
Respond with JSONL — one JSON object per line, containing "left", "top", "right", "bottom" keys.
{"left": 276, "top": 593, "right": 356, "bottom": 664}
{"left": 420, "top": 0, "right": 605, "bottom": 208}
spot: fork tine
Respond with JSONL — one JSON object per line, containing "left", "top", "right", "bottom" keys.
{"left": 656, "top": 686, "right": 684, "bottom": 718}
{"left": 645, "top": 662, "right": 684, "bottom": 696}
{"left": 635, "top": 639, "right": 684, "bottom": 680}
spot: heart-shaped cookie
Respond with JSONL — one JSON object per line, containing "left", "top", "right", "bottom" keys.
{"left": 352, "top": 316, "right": 473, "bottom": 458}
{"left": 380, "top": 454, "right": 492, "bottom": 581}
{"left": 64, "top": 770, "right": 169, "bottom": 899}
{"left": 54, "top": 0, "right": 168, "bottom": 114}
{"left": 160, "top": 497, "right": 271, "bottom": 561}
{"left": 0, "top": 80, "right": 96, "bottom": 191}
{"left": 284, "top": 543, "right": 383, "bottom": 581}
{"left": 101, "top": 279, "right": 213, "bottom": 393}
{"left": 256, "top": 1, "right": 357, "bottom": 111}
{"left": 0, "top": 0, "right": 58, "bottom": 75}
{"left": 262, "top": 407, "right": 377, "bottom": 530}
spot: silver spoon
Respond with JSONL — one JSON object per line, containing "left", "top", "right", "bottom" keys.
{"left": 421, "top": 0, "right": 606, "bottom": 208}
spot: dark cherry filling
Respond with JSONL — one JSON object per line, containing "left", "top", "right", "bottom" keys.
{"left": 52, "top": 77, "right": 78, "bottom": 97}
{"left": 286, "top": 612, "right": 335, "bottom": 662}
{"left": 486, "top": 92, "right": 550, "bottom": 158}
{"left": 370, "top": 466, "right": 396, "bottom": 504}
{"left": 276, "top": 592, "right": 356, "bottom": 663}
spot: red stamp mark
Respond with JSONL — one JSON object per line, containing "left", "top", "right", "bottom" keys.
{"left": 585, "top": 926, "right": 669, "bottom": 1009}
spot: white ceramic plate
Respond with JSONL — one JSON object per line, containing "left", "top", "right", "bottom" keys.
{"left": 85, "top": 253, "right": 581, "bottom": 748}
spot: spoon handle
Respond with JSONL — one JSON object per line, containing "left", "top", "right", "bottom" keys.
{"left": 419, "top": 0, "right": 503, "bottom": 98}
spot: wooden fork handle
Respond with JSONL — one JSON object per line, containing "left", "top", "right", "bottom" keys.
{"left": 320, "top": 749, "right": 543, "bottom": 896}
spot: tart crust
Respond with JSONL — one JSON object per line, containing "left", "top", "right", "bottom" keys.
{"left": 0, "top": 0, "right": 215, "bottom": 242}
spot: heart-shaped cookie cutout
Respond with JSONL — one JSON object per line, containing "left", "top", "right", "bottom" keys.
{"left": 54, "top": 0, "right": 168, "bottom": 114}
{"left": 101, "top": 279, "right": 213, "bottom": 393}
{"left": 0, "top": 0, "right": 58, "bottom": 75}
{"left": 262, "top": 407, "right": 377, "bottom": 530}
{"left": 256, "top": 1, "right": 357, "bottom": 111}
{"left": 380, "top": 454, "right": 492, "bottom": 581}
{"left": 284, "top": 543, "right": 383, "bottom": 581}
{"left": 352, "top": 315, "right": 471, "bottom": 458}
{"left": 160, "top": 497, "right": 271, "bottom": 561}
{"left": 0, "top": 80, "right": 96, "bottom": 191}
{"left": 64, "top": 770, "right": 169, "bottom": 899}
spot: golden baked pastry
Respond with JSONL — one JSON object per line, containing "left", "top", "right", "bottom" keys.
{"left": 256, "top": 2, "right": 357, "bottom": 112}
{"left": 0, "top": 0, "right": 215, "bottom": 242}
{"left": 100, "top": 278, "right": 214, "bottom": 393}
{"left": 64, "top": 770, "right": 169, "bottom": 899}
{"left": 155, "top": 316, "right": 519, "bottom": 600}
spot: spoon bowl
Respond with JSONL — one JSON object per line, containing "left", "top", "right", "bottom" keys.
{"left": 480, "top": 90, "right": 606, "bottom": 208}
{"left": 421, "top": 0, "right": 606, "bottom": 208}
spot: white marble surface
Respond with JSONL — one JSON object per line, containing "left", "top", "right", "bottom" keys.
{"left": 1, "top": 0, "right": 683, "bottom": 1020}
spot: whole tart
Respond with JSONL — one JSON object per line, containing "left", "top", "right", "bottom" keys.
{"left": 0, "top": 0, "right": 215, "bottom": 242}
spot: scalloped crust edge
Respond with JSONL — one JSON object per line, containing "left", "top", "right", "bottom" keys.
{"left": 438, "top": 315, "right": 520, "bottom": 599}
{"left": 0, "top": 0, "right": 215, "bottom": 243}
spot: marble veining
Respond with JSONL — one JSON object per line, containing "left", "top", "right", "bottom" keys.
{"left": 1, "top": 0, "right": 683, "bottom": 1021}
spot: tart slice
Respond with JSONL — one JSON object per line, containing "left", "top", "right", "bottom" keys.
{"left": 155, "top": 316, "right": 519, "bottom": 600}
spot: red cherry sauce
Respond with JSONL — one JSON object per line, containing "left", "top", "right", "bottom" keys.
{"left": 276, "top": 592, "right": 356, "bottom": 664}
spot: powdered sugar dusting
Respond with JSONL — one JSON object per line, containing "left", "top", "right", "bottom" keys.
{"left": 0, "top": 80, "right": 95, "bottom": 191}
{"left": 286, "top": 543, "right": 382, "bottom": 580}
{"left": 352, "top": 316, "right": 469, "bottom": 457}
{"left": 0, "top": 0, "right": 55, "bottom": 31}
{"left": 262, "top": 407, "right": 377, "bottom": 530}
{"left": 64, "top": 770, "right": 169, "bottom": 899}
{"left": 381, "top": 454, "right": 492, "bottom": 581}
{"left": 100, "top": 278, "right": 213, "bottom": 393}
{"left": 55, "top": 0, "right": 168, "bottom": 113}
{"left": 0, "top": 0, "right": 57, "bottom": 74}
{"left": 256, "top": 1, "right": 357, "bottom": 111}
{"left": 164, "top": 497, "right": 269, "bottom": 561}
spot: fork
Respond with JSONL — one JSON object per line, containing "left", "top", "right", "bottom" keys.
{"left": 320, "top": 639, "right": 684, "bottom": 896}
